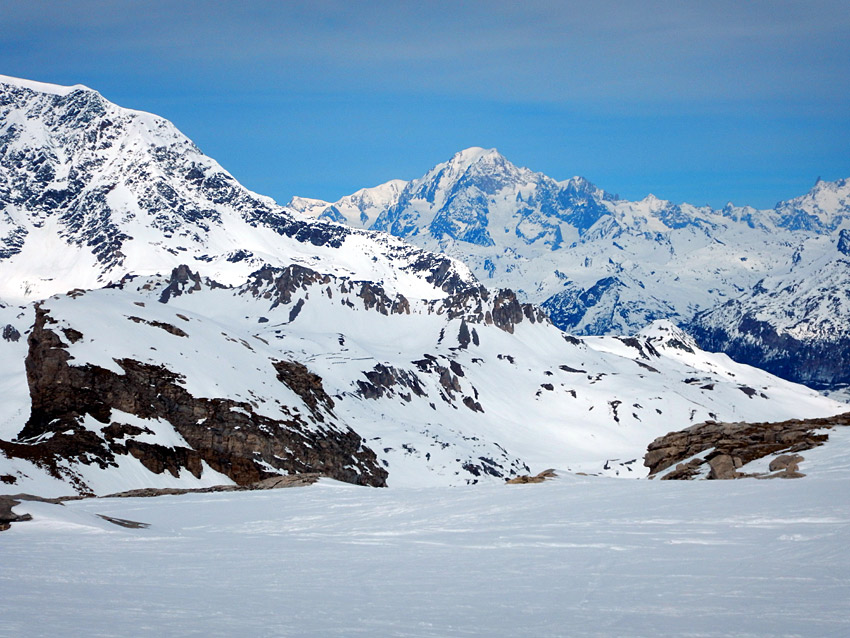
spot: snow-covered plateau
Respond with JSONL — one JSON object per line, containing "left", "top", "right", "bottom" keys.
{"left": 4, "top": 448, "right": 850, "bottom": 638}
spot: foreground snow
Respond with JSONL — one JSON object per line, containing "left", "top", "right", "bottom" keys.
{"left": 4, "top": 435, "right": 850, "bottom": 638}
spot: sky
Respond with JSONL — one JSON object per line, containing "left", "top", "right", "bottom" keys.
{"left": 2, "top": 0, "right": 849, "bottom": 209}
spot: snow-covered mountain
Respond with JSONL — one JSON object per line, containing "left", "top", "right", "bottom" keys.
{"left": 292, "top": 148, "right": 850, "bottom": 388}
{"left": 2, "top": 264, "right": 844, "bottom": 496}
{"left": 1, "top": 76, "right": 846, "bottom": 496}
{"left": 0, "top": 75, "right": 474, "bottom": 303}
{"left": 689, "top": 237, "right": 850, "bottom": 390}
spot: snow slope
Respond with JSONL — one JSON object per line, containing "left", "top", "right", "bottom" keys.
{"left": 2, "top": 267, "right": 844, "bottom": 495}
{"left": 4, "top": 458, "right": 850, "bottom": 637}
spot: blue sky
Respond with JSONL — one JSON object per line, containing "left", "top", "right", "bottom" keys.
{"left": 2, "top": 0, "right": 849, "bottom": 208}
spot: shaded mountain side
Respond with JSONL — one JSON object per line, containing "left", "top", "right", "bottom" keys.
{"left": 687, "top": 316, "right": 850, "bottom": 389}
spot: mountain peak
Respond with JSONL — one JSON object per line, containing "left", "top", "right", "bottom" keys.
{"left": 440, "top": 147, "right": 519, "bottom": 177}
{"left": 0, "top": 74, "right": 91, "bottom": 97}
{"left": 774, "top": 176, "right": 850, "bottom": 232}
{"left": 450, "top": 146, "right": 500, "bottom": 165}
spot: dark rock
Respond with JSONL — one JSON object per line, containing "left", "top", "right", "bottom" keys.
{"left": 2, "top": 324, "right": 21, "bottom": 342}
{"left": 457, "top": 320, "right": 471, "bottom": 349}
{"left": 127, "top": 316, "right": 188, "bottom": 337}
{"left": 159, "top": 265, "right": 203, "bottom": 303}
{"left": 838, "top": 228, "right": 850, "bottom": 256}
{"left": 272, "top": 360, "right": 335, "bottom": 419}
{"left": 462, "top": 396, "right": 484, "bottom": 413}
{"left": 0, "top": 495, "right": 34, "bottom": 531}
{"left": 357, "top": 363, "right": 426, "bottom": 400}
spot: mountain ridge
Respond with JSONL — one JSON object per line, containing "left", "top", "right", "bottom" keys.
{"left": 0, "top": 74, "right": 476, "bottom": 304}
{"left": 292, "top": 147, "right": 850, "bottom": 389}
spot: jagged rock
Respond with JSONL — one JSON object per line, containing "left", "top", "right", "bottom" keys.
{"left": 646, "top": 413, "right": 850, "bottom": 479}
{"left": 273, "top": 360, "right": 335, "bottom": 419}
{"left": 838, "top": 228, "right": 850, "bottom": 256}
{"left": 357, "top": 363, "right": 427, "bottom": 400}
{"left": 159, "top": 265, "right": 204, "bottom": 303}
{"left": 2, "top": 324, "right": 21, "bottom": 342}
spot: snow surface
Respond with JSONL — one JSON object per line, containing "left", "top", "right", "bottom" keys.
{"left": 3, "top": 465, "right": 850, "bottom": 637}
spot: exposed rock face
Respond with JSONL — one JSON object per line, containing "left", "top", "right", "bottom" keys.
{"left": 838, "top": 228, "right": 850, "bottom": 256}
{"left": 158, "top": 265, "right": 204, "bottom": 303}
{"left": 0, "top": 495, "right": 34, "bottom": 531}
{"left": 240, "top": 262, "right": 546, "bottom": 339}
{"left": 272, "top": 360, "right": 335, "bottom": 420}
{"left": 645, "top": 412, "right": 850, "bottom": 479}
{"left": 1, "top": 306, "right": 387, "bottom": 493}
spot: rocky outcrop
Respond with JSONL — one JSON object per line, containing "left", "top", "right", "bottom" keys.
{"left": 157, "top": 265, "right": 204, "bottom": 303}
{"left": 0, "top": 495, "right": 34, "bottom": 531}
{"left": 244, "top": 264, "right": 412, "bottom": 317}
{"left": 645, "top": 412, "right": 850, "bottom": 479}
{"left": 838, "top": 228, "right": 850, "bottom": 256}
{"left": 103, "top": 473, "right": 323, "bottom": 498}
{"left": 505, "top": 469, "right": 557, "bottom": 484}
{"left": 356, "top": 363, "right": 427, "bottom": 401}
{"left": 2, "top": 324, "right": 21, "bottom": 342}
{"left": 2, "top": 306, "right": 387, "bottom": 494}
{"left": 272, "top": 360, "right": 335, "bottom": 420}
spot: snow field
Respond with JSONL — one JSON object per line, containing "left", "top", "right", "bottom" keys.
{"left": 3, "top": 473, "right": 849, "bottom": 638}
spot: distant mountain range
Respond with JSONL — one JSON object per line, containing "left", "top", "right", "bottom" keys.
{"left": 290, "top": 147, "right": 850, "bottom": 391}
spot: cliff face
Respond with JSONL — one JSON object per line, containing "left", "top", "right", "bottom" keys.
{"left": 3, "top": 305, "right": 386, "bottom": 494}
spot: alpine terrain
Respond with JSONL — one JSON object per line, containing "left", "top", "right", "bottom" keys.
{"left": 293, "top": 148, "right": 850, "bottom": 392}
{"left": 0, "top": 75, "right": 847, "bottom": 499}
